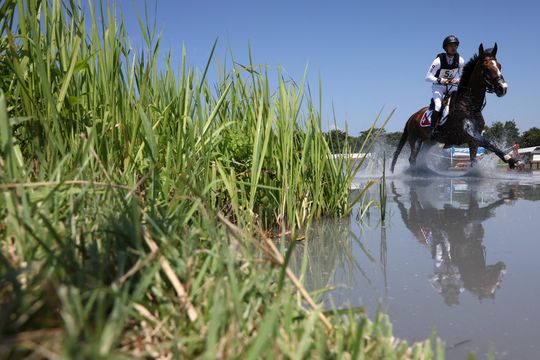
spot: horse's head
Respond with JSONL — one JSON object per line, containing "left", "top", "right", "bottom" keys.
{"left": 479, "top": 43, "right": 508, "bottom": 97}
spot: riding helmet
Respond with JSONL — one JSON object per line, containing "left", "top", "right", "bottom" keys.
{"left": 443, "top": 35, "right": 460, "bottom": 49}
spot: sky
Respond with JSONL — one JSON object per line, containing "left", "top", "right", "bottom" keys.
{"left": 115, "top": 0, "right": 540, "bottom": 134}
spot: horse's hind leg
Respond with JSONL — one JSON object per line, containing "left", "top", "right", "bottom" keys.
{"left": 409, "top": 139, "right": 423, "bottom": 167}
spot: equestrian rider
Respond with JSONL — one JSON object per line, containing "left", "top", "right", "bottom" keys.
{"left": 425, "top": 35, "right": 465, "bottom": 133}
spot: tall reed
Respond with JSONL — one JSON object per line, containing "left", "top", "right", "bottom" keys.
{"left": 379, "top": 152, "right": 388, "bottom": 223}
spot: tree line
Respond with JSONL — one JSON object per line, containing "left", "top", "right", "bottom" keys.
{"left": 325, "top": 120, "right": 540, "bottom": 154}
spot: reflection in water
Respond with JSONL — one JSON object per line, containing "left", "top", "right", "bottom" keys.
{"left": 392, "top": 179, "right": 513, "bottom": 306}
{"left": 292, "top": 176, "right": 540, "bottom": 359}
{"left": 289, "top": 217, "right": 377, "bottom": 301}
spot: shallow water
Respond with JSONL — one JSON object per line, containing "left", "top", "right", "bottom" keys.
{"left": 293, "top": 169, "right": 540, "bottom": 359}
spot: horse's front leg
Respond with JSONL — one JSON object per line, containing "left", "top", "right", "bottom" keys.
{"left": 468, "top": 143, "right": 478, "bottom": 167}
{"left": 463, "top": 119, "right": 521, "bottom": 169}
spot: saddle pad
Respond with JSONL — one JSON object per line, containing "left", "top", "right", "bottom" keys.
{"left": 420, "top": 110, "right": 432, "bottom": 127}
{"left": 420, "top": 109, "right": 449, "bottom": 128}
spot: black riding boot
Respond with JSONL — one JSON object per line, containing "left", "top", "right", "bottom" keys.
{"left": 430, "top": 110, "right": 442, "bottom": 139}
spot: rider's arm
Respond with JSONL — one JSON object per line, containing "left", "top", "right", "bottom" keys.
{"left": 425, "top": 57, "right": 442, "bottom": 84}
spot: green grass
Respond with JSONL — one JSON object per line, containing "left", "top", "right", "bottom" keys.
{"left": 0, "top": 0, "right": 444, "bottom": 358}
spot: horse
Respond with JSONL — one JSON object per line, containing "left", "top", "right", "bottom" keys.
{"left": 390, "top": 43, "right": 522, "bottom": 173}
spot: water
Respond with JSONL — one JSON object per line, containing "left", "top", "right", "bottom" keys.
{"left": 292, "top": 170, "right": 540, "bottom": 359}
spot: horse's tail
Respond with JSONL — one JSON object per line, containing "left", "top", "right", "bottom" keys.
{"left": 390, "top": 124, "right": 409, "bottom": 173}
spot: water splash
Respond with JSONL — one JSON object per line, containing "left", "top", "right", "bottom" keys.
{"left": 354, "top": 140, "right": 540, "bottom": 183}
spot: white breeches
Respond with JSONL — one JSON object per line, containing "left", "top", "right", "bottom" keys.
{"left": 432, "top": 84, "right": 457, "bottom": 112}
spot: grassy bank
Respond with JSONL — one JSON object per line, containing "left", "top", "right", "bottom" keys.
{"left": 1, "top": 0, "right": 442, "bottom": 358}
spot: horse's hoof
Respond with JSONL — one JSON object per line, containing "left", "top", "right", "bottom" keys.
{"left": 515, "top": 161, "right": 526, "bottom": 170}
{"left": 508, "top": 158, "right": 516, "bottom": 169}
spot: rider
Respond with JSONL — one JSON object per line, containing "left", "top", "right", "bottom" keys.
{"left": 425, "top": 35, "right": 465, "bottom": 133}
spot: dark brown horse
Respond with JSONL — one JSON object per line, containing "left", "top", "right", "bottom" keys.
{"left": 390, "top": 43, "right": 522, "bottom": 173}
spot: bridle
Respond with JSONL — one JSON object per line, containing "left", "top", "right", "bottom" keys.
{"left": 454, "top": 55, "right": 506, "bottom": 110}
{"left": 482, "top": 59, "right": 505, "bottom": 94}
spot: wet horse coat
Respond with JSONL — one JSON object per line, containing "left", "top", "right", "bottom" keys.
{"left": 390, "top": 44, "right": 521, "bottom": 172}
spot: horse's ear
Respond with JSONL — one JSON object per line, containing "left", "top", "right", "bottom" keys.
{"left": 479, "top": 43, "right": 484, "bottom": 56}
{"left": 492, "top": 43, "right": 498, "bottom": 56}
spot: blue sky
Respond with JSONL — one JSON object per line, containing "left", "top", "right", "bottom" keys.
{"left": 116, "top": 0, "right": 539, "bottom": 134}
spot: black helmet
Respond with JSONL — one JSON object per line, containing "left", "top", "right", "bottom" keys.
{"left": 443, "top": 35, "right": 460, "bottom": 49}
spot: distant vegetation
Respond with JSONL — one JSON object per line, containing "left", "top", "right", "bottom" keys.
{"left": 325, "top": 128, "right": 403, "bottom": 153}
{"left": 483, "top": 120, "right": 540, "bottom": 148}
{"left": 521, "top": 127, "right": 540, "bottom": 147}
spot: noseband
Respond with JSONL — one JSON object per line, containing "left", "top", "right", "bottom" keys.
{"left": 485, "top": 74, "right": 505, "bottom": 93}
{"left": 482, "top": 62, "right": 505, "bottom": 93}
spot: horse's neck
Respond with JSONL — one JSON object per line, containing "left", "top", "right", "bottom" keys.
{"left": 457, "top": 62, "right": 487, "bottom": 110}
{"left": 469, "top": 66, "right": 486, "bottom": 108}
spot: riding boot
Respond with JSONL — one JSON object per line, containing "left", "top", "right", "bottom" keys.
{"left": 430, "top": 110, "right": 442, "bottom": 139}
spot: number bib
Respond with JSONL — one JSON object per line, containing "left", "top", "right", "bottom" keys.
{"left": 440, "top": 68, "right": 457, "bottom": 79}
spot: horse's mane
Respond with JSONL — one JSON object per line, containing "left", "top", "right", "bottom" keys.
{"left": 459, "top": 54, "right": 479, "bottom": 89}
{"left": 459, "top": 48, "right": 496, "bottom": 90}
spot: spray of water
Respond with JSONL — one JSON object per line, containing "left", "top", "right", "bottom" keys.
{"left": 355, "top": 137, "right": 540, "bottom": 183}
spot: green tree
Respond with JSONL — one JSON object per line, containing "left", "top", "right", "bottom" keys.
{"left": 503, "top": 120, "right": 521, "bottom": 146}
{"left": 381, "top": 131, "right": 404, "bottom": 147}
{"left": 520, "top": 127, "right": 540, "bottom": 148}
{"left": 484, "top": 120, "right": 520, "bottom": 146}
{"left": 484, "top": 121, "right": 503, "bottom": 141}
{"left": 325, "top": 129, "right": 347, "bottom": 153}
{"left": 356, "top": 128, "right": 385, "bottom": 151}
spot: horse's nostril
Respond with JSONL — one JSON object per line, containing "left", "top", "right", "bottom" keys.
{"left": 497, "top": 83, "right": 508, "bottom": 96}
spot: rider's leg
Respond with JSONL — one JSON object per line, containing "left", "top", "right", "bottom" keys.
{"left": 431, "top": 89, "right": 443, "bottom": 129}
